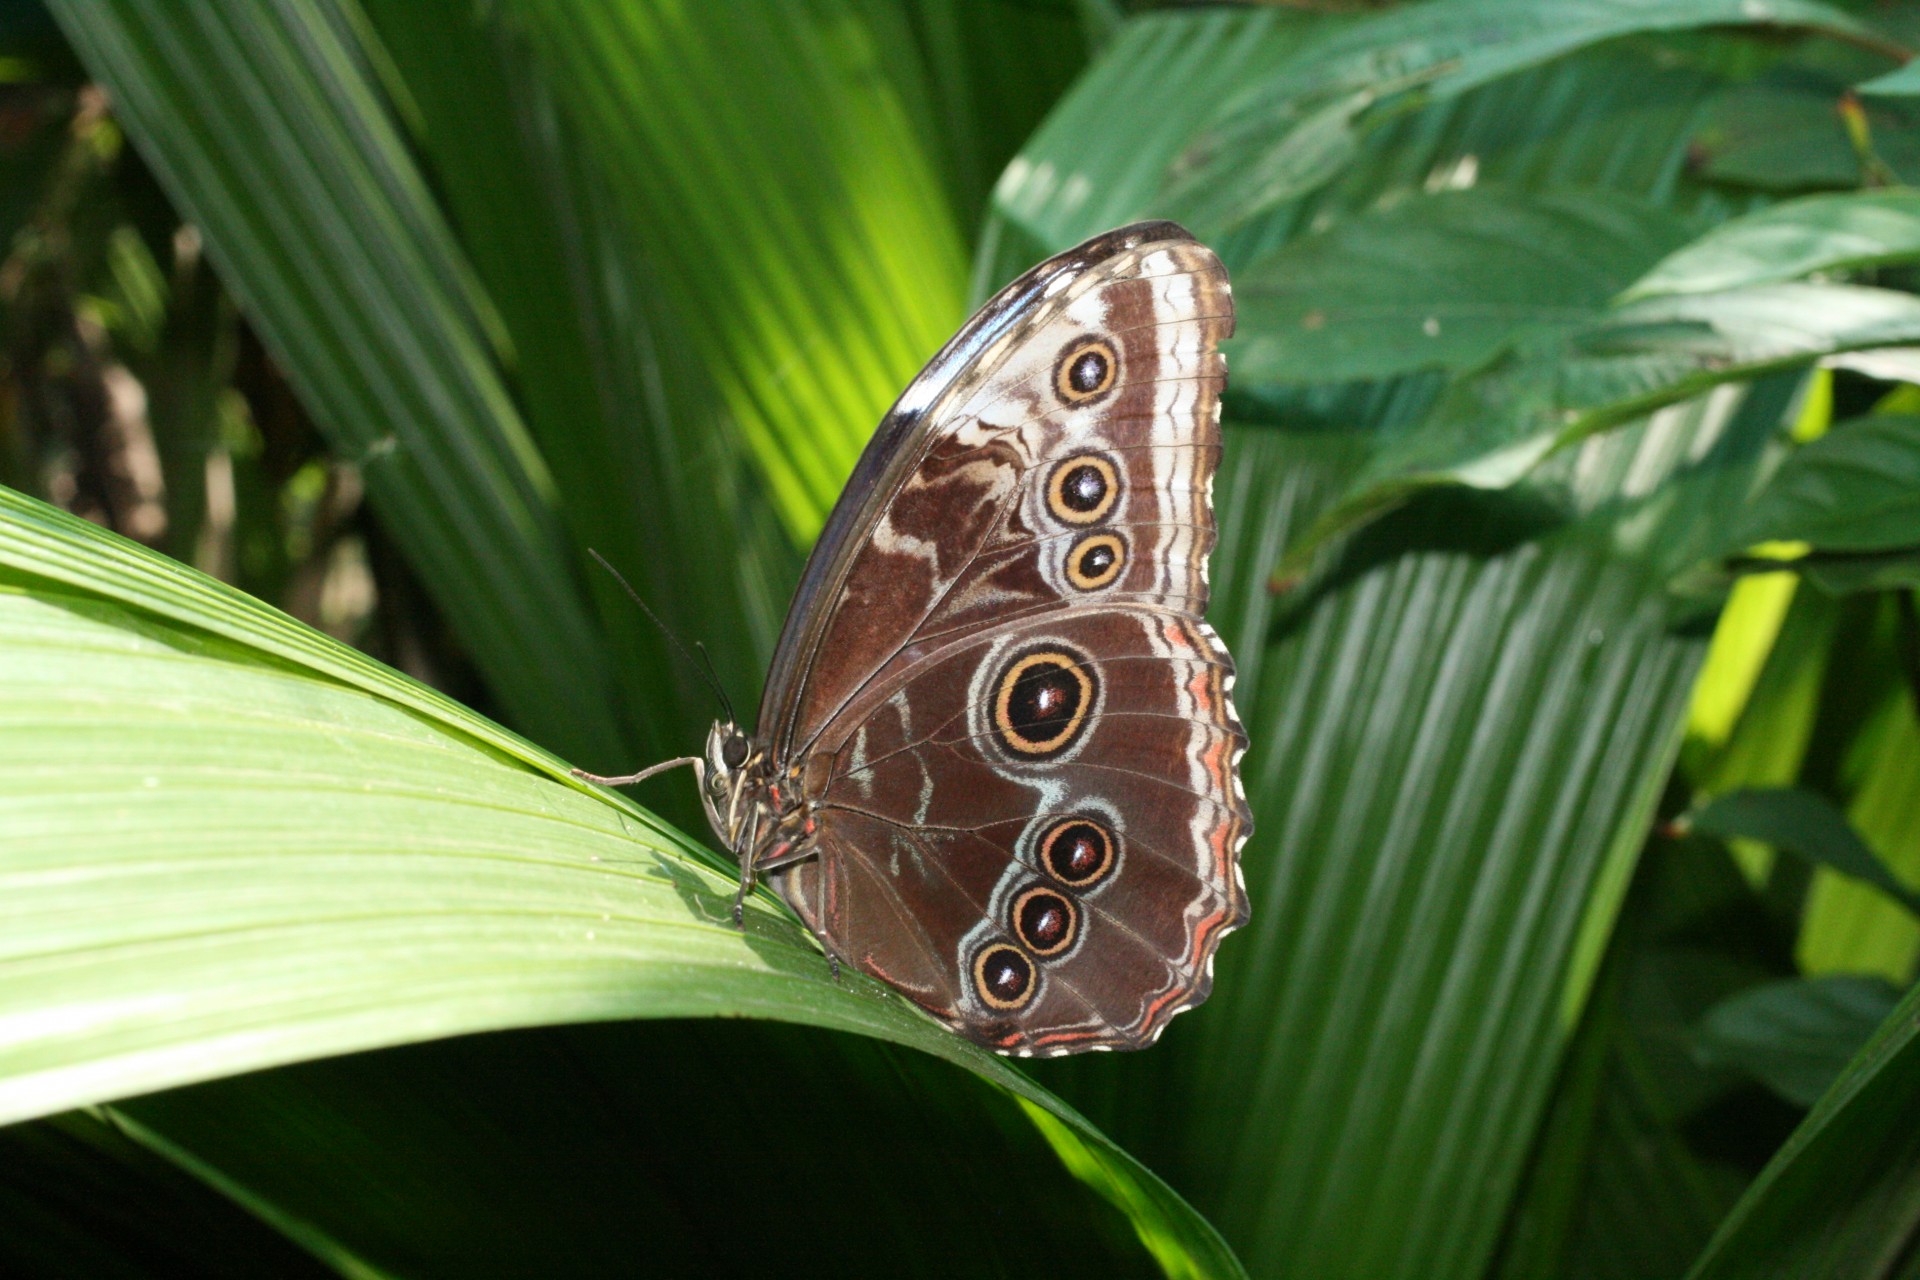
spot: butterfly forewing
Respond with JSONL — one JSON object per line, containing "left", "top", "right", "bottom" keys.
{"left": 754, "top": 222, "right": 1247, "bottom": 1054}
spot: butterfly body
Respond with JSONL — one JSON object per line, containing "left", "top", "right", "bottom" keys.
{"left": 682, "top": 222, "right": 1249, "bottom": 1056}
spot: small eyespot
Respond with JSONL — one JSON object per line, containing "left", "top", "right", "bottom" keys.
{"left": 973, "top": 943, "right": 1035, "bottom": 1010}
{"left": 1012, "top": 886, "right": 1078, "bottom": 957}
{"left": 1066, "top": 533, "right": 1125, "bottom": 591}
{"left": 1053, "top": 336, "right": 1118, "bottom": 405}
{"left": 1039, "top": 818, "right": 1116, "bottom": 888}
{"left": 993, "top": 647, "right": 1097, "bottom": 759}
{"left": 1046, "top": 454, "right": 1119, "bottom": 525}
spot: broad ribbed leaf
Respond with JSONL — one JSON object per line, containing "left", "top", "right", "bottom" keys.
{"left": 1687, "top": 977, "right": 1920, "bottom": 1279}
{"left": 46, "top": 0, "right": 629, "bottom": 768}
{"left": 1160, "top": 0, "right": 1889, "bottom": 232}
{"left": 1230, "top": 186, "right": 1693, "bottom": 383}
{"left": 992, "top": 14, "right": 1809, "bottom": 1278}
{"left": 500, "top": 0, "right": 972, "bottom": 546}
{"left": 1625, "top": 191, "right": 1920, "bottom": 299}
{"left": 1734, "top": 414, "right": 1920, "bottom": 553}
{"left": 0, "top": 488, "right": 1241, "bottom": 1279}
{"left": 1496, "top": 842, "right": 1773, "bottom": 1280}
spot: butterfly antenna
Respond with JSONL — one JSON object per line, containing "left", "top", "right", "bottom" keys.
{"left": 585, "top": 548, "right": 737, "bottom": 723}
{"left": 693, "top": 641, "right": 737, "bottom": 726}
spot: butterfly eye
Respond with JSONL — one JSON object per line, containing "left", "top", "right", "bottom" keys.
{"left": 972, "top": 944, "right": 1036, "bottom": 1010}
{"left": 1066, "top": 533, "right": 1126, "bottom": 591}
{"left": 1012, "top": 886, "right": 1079, "bottom": 957}
{"left": 1053, "top": 336, "right": 1118, "bottom": 404}
{"left": 1046, "top": 454, "right": 1120, "bottom": 525}
{"left": 721, "top": 736, "right": 749, "bottom": 769}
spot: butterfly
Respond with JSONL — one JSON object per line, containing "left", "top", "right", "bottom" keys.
{"left": 580, "top": 222, "right": 1249, "bottom": 1056}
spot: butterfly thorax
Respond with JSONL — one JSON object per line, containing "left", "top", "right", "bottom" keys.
{"left": 699, "top": 720, "right": 817, "bottom": 874}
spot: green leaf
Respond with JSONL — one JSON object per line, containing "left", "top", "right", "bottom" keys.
{"left": 1858, "top": 60, "right": 1920, "bottom": 95}
{"left": 1689, "top": 62, "right": 1920, "bottom": 193}
{"left": 1493, "top": 843, "right": 1764, "bottom": 1280}
{"left": 112, "top": 1025, "right": 1216, "bottom": 1279}
{"left": 1691, "top": 787, "right": 1920, "bottom": 915}
{"left": 1800, "top": 549, "right": 1920, "bottom": 594}
{"left": 1290, "top": 283, "right": 1920, "bottom": 570}
{"left": 996, "top": 16, "right": 1804, "bottom": 1278}
{"left": 1686, "top": 977, "right": 1920, "bottom": 1279}
{"left": 0, "top": 1110, "right": 356, "bottom": 1279}
{"left": 1799, "top": 674, "right": 1920, "bottom": 983}
{"left": 501, "top": 0, "right": 972, "bottom": 546}
{"left": 1625, "top": 191, "right": 1920, "bottom": 299}
{"left": 46, "top": 0, "right": 630, "bottom": 767}
{"left": 0, "top": 488, "right": 1242, "bottom": 1279}
{"left": 1161, "top": 0, "right": 1892, "bottom": 233}
{"left": 1734, "top": 415, "right": 1920, "bottom": 553}
{"left": 1230, "top": 186, "right": 1695, "bottom": 384}
{"left": 1695, "top": 975, "right": 1902, "bottom": 1107}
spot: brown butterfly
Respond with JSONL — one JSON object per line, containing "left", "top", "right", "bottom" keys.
{"left": 580, "top": 222, "right": 1249, "bottom": 1055}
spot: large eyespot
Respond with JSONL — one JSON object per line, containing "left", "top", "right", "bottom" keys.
{"left": 1039, "top": 818, "right": 1117, "bottom": 888}
{"left": 1053, "top": 336, "right": 1118, "bottom": 405}
{"left": 1046, "top": 454, "right": 1119, "bottom": 525}
{"left": 973, "top": 943, "right": 1035, "bottom": 1010}
{"left": 993, "top": 646, "right": 1097, "bottom": 759}
{"left": 1012, "top": 886, "right": 1078, "bottom": 957}
{"left": 1066, "top": 532, "right": 1126, "bottom": 591}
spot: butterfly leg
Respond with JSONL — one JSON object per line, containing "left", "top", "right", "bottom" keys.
{"left": 730, "top": 809, "right": 761, "bottom": 929}
{"left": 570, "top": 756, "right": 702, "bottom": 787}
{"left": 752, "top": 839, "right": 840, "bottom": 979}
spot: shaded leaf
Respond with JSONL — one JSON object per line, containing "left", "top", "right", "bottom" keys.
{"left": 1691, "top": 787, "right": 1920, "bottom": 915}
{"left": 1686, "top": 976, "right": 1920, "bottom": 1279}
{"left": 0, "top": 1110, "right": 351, "bottom": 1279}
{"left": 1734, "top": 415, "right": 1920, "bottom": 553}
{"left": 1232, "top": 185, "right": 1693, "bottom": 383}
{"left": 113, "top": 1024, "right": 1205, "bottom": 1279}
{"left": 1625, "top": 191, "right": 1920, "bottom": 300}
{"left": 1695, "top": 975, "right": 1902, "bottom": 1107}
{"left": 1801, "top": 549, "right": 1920, "bottom": 594}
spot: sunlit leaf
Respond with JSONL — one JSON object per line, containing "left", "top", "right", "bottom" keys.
{"left": 1161, "top": 0, "right": 1890, "bottom": 232}
{"left": 0, "top": 487, "right": 1242, "bottom": 1278}
{"left": 1231, "top": 185, "right": 1692, "bottom": 383}
{"left": 1626, "top": 191, "right": 1920, "bottom": 299}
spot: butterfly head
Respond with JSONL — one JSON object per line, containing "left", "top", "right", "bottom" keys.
{"left": 700, "top": 720, "right": 759, "bottom": 854}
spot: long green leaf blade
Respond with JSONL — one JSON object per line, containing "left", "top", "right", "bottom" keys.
{"left": 47, "top": 0, "right": 628, "bottom": 766}
{"left": 0, "top": 485, "right": 1243, "bottom": 1278}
